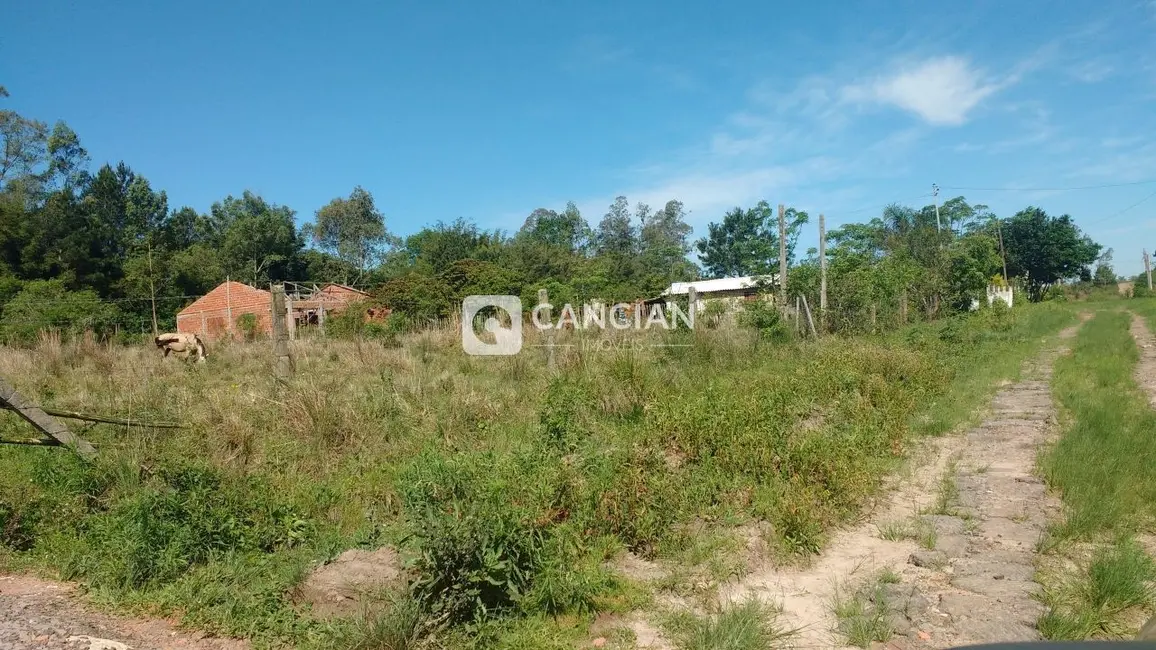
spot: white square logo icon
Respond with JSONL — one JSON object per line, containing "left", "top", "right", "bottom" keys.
{"left": 461, "top": 295, "right": 522, "bottom": 356}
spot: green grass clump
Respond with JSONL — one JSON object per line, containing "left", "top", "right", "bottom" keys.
{"left": 1039, "top": 539, "right": 1156, "bottom": 640}
{"left": 831, "top": 573, "right": 898, "bottom": 648}
{"left": 663, "top": 598, "right": 791, "bottom": 650}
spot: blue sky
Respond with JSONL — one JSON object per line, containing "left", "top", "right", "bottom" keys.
{"left": 4, "top": 0, "right": 1155, "bottom": 275}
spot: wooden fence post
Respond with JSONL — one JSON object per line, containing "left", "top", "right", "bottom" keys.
{"left": 819, "top": 213, "right": 827, "bottom": 330}
{"left": 687, "top": 286, "right": 698, "bottom": 329}
{"left": 286, "top": 295, "right": 296, "bottom": 341}
{"left": 271, "top": 284, "right": 294, "bottom": 378}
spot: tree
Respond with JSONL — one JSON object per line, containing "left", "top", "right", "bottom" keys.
{"left": 306, "top": 186, "right": 390, "bottom": 282}
{"left": 401, "top": 218, "right": 504, "bottom": 276}
{"left": 1093, "top": 248, "right": 1117, "bottom": 286}
{"left": 0, "top": 87, "right": 49, "bottom": 191}
{"left": 945, "top": 233, "right": 1002, "bottom": 310}
{"left": 213, "top": 192, "right": 302, "bottom": 285}
{"left": 594, "top": 196, "right": 637, "bottom": 258}
{"left": 520, "top": 202, "right": 590, "bottom": 253}
{"left": 638, "top": 199, "right": 697, "bottom": 295}
{"left": 694, "top": 201, "right": 807, "bottom": 278}
{"left": 1001, "top": 207, "right": 1101, "bottom": 301}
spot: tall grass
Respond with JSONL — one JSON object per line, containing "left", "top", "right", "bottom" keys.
{"left": 0, "top": 303, "right": 1076, "bottom": 647}
{"left": 1042, "top": 310, "right": 1156, "bottom": 538}
{"left": 1038, "top": 309, "right": 1156, "bottom": 639}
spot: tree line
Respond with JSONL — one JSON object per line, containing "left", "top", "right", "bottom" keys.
{"left": 0, "top": 87, "right": 1112, "bottom": 341}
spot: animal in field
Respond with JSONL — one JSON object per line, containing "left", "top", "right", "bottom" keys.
{"left": 154, "top": 332, "right": 207, "bottom": 363}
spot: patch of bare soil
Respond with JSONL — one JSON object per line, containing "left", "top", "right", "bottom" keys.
{"left": 0, "top": 575, "right": 250, "bottom": 650}
{"left": 292, "top": 546, "right": 408, "bottom": 619}
{"left": 716, "top": 317, "right": 1087, "bottom": 649}
{"left": 1129, "top": 312, "right": 1156, "bottom": 408}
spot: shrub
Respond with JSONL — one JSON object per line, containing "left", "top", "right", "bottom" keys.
{"left": 376, "top": 273, "right": 453, "bottom": 324}
{"left": 47, "top": 461, "right": 312, "bottom": 591}
{"left": 397, "top": 451, "right": 557, "bottom": 624}
{"left": 738, "top": 297, "right": 790, "bottom": 342}
{"left": 701, "top": 300, "right": 728, "bottom": 329}
{"left": 0, "top": 279, "right": 120, "bottom": 344}
{"left": 236, "top": 312, "right": 260, "bottom": 341}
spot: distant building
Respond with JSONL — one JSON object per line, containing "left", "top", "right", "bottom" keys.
{"left": 287, "top": 282, "right": 372, "bottom": 328}
{"left": 661, "top": 275, "right": 777, "bottom": 313}
{"left": 176, "top": 281, "right": 273, "bottom": 341}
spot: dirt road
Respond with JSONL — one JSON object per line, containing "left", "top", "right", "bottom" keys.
{"left": 0, "top": 575, "right": 248, "bottom": 650}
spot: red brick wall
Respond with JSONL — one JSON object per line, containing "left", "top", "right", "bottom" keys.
{"left": 176, "top": 282, "right": 273, "bottom": 341}
{"left": 318, "top": 284, "right": 368, "bottom": 302}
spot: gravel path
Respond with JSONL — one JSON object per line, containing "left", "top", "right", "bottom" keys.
{"left": 0, "top": 575, "right": 249, "bottom": 650}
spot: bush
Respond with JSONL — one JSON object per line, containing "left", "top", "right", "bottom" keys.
{"left": 0, "top": 279, "right": 120, "bottom": 344}
{"left": 738, "top": 297, "right": 790, "bottom": 342}
{"left": 397, "top": 451, "right": 557, "bottom": 624}
{"left": 701, "top": 300, "right": 728, "bottom": 329}
{"left": 236, "top": 312, "right": 260, "bottom": 341}
{"left": 39, "top": 460, "right": 312, "bottom": 591}
{"left": 376, "top": 273, "right": 453, "bottom": 324}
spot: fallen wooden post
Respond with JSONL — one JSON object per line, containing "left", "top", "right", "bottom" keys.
{"left": 5, "top": 406, "right": 190, "bottom": 430}
{"left": 0, "top": 377, "right": 97, "bottom": 458}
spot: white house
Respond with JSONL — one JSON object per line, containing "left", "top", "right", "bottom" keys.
{"left": 661, "top": 275, "right": 778, "bottom": 313}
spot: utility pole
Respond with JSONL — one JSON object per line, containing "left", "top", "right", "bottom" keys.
{"left": 819, "top": 213, "right": 827, "bottom": 328}
{"left": 778, "top": 203, "right": 788, "bottom": 307}
{"left": 932, "top": 183, "right": 942, "bottom": 233}
{"left": 1145, "top": 250, "right": 1153, "bottom": 291}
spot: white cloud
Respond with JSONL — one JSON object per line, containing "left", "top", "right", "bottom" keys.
{"left": 1068, "top": 60, "right": 1115, "bottom": 83}
{"left": 842, "top": 56, "right": 1007, "bottom": 125}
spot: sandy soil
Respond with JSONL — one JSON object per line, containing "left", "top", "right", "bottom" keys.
{"left": 0, "top": 575, "right": 250, "bottom": 650}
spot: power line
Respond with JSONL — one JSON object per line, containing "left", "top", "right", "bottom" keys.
{"left": 941, "top": 180, "right": 1156, "bottom": 192}
{"left": 1084, "top": 188, "right": 1156, "bottom": 226}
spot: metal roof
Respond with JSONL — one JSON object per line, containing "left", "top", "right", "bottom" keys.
{"left": 664, "top": 275, "right": 777, "bottom": 296}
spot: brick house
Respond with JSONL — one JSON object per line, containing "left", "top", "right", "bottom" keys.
{"left": 176, "top": 281, "right": 273, "bottom": 341}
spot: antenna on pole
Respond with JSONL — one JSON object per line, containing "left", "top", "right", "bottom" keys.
{"left": 932, "top": 183, "right": 942, "bottom": 232}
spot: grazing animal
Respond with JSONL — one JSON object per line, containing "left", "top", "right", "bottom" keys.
{"left": 155, "top": 332, "right": 207, "bottom": 363}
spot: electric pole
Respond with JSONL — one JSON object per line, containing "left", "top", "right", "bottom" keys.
{"left": 932, "top": 183, "right": 942, "bottom": 233}
{"left": 1145, "top": 250, "right": 1153, "bottom": 291}
{"left": 778, "top": 204, "right": 788, "bottom": 306}
{"left": 819, "top": 213, "right": 827, "bottom": 323}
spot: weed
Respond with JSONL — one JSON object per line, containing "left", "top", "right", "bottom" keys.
{"left": 1038, "top": 539, "right": 1156, "bottom": 640}
{"left": 663, "top": 598, "right": 791, "bottom": 650}
{"left": 831, "top": 576, "right": 896, "bottom": 648}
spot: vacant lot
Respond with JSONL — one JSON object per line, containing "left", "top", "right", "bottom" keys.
{"left": 0, "top": 304, "right": 1079, "bottom": 649}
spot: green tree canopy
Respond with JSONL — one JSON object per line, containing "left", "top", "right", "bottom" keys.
{"left": 1001, "top": 207, "right": 1101, "bottom": 301}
